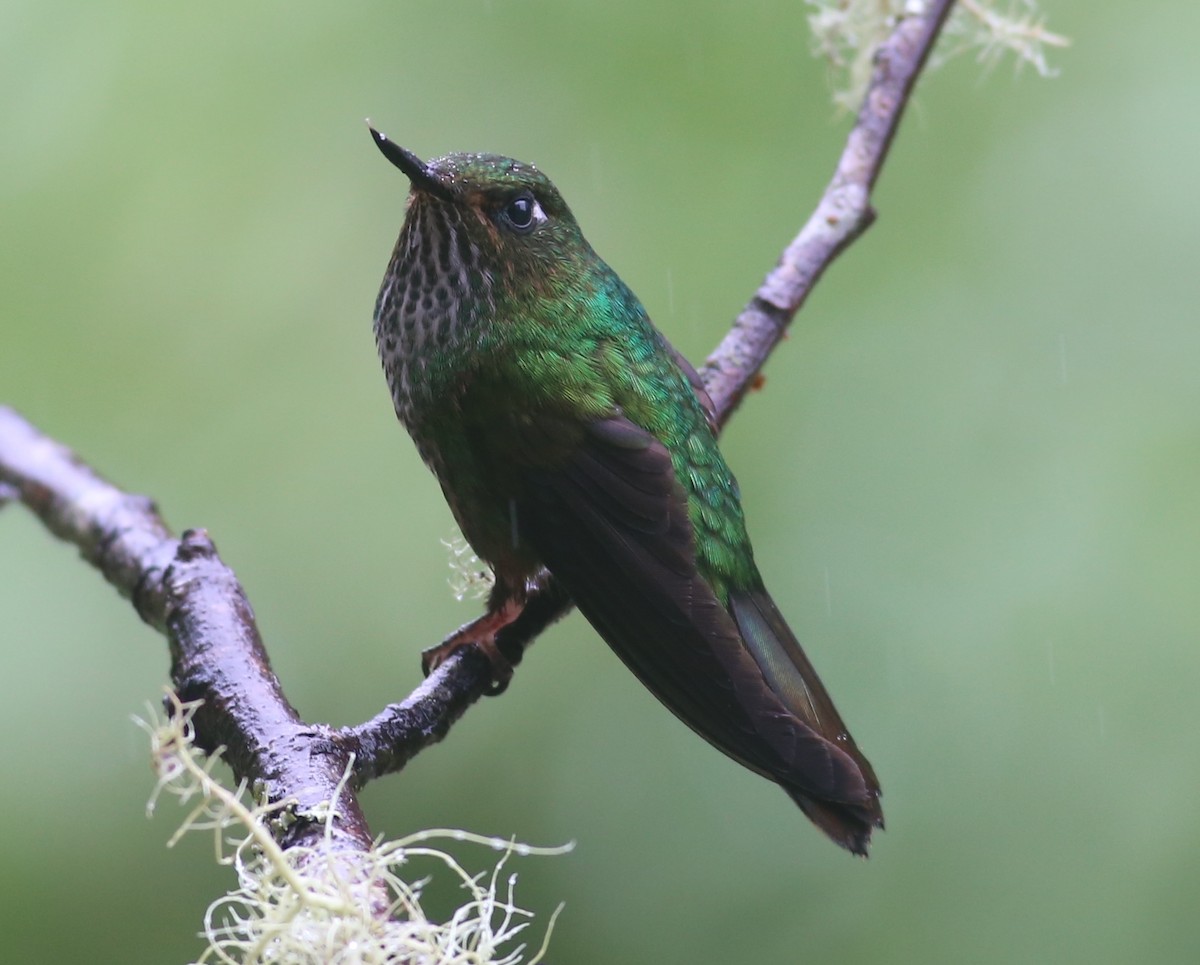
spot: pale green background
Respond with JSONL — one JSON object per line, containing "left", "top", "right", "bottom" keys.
{"left": 2, "top": 2, "right": 1197, "bottom": 962}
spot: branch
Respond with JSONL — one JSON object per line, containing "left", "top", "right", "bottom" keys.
{"left": 0, "top": 0, "right": 955, "bottom": 904}
{"left": 701, "top": 0, "right": 955, "bottom": 419}
{"left": 0, "top": 408, "right": 373, "bottom": 857}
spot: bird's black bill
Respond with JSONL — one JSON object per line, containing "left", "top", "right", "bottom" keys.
{"left": 367, "top": 124, "right": 456, "bottom": 201}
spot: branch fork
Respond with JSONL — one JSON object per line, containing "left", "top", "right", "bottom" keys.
{"left": 0, "top": 0, "right": 956, "bottom": 903}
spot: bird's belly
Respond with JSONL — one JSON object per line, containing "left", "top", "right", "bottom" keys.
{"left": 413, "top": 424, "right": 544, "bottom": 591}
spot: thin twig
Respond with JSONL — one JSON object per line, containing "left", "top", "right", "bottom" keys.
{"left": 702, "top": 0, "right": 956, "bottom": 420}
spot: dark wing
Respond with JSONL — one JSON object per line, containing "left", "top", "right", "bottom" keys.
{"left": 515, "top": 413, "right": 882, "bottom": 853}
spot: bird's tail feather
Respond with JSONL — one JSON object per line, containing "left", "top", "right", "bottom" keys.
{"left": 729, "top": 586, "right": 884, "bottom": 854}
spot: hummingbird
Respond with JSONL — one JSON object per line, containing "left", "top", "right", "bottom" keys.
{"left": 369, "top": 126, "right": 883, "bottom": 855}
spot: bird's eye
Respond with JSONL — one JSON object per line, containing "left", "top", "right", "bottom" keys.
{"left": 502, "top": 193, "right": 537, "bottom": 232}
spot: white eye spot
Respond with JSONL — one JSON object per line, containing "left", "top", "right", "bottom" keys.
{"left": 502, "top": 192, "right": 547, "bottom": 233}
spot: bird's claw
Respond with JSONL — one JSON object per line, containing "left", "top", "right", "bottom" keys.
{"left": 421, "top": 599, "right": 524, "bottom": 696}
{"left": 421, "top": 636, "right": 513, "bottom": 695}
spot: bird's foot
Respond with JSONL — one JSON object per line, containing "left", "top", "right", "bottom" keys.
{"left": 421, "top": 598, "right": 524, "bottom": 696}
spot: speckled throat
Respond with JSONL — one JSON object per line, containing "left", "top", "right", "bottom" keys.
{"left": 373, "top": 193, "right": 494, "bottom": 438}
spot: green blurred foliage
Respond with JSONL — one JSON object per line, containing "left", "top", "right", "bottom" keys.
{"left": 2, "top": 1, "right": 1197, "bottom": 962}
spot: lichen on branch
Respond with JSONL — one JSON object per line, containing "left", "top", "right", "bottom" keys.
{"left": 138, "top": 692, "right": 570, "bottom": 965}
{"left": 807, "top": 0, "right": 1068, "bottom": 112}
